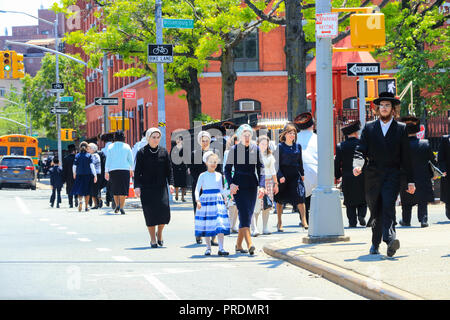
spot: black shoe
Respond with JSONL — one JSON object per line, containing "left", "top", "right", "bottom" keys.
{"left": 249, "top": 246, "right": 256, "bottom": 256}
{"left": 120, "top": 208, "right": 125, "bottom": 215}
{"left": 387, "top": 239, "right": 400, "bottom": 257}
{"left": 91, "top": 206, "right": 99, "bottom": 210}
{"left": 211, "top": 239, "right": 218, "bottom": 246}
{"left": 399, "top": 219, "right": 410, "bottom": 227}
{"left": 195, "top": 236, "right": 203, "bottom": 244}
{"left": 369, "top": 245, "right": 380, "bottom": 255}
{"left": 151, "top": 243, "right": 158, "bottom": 248}
{"left": 56, "top": 204, "right": 60, "bottom": 208}
{"left": 156, "top": 232, "right": 163, "bottom": 246}
{"left": 114, "top": 206, "right": 120, "bottom": 213}
{"left": 69, "top": 205, "right": 73, "bottom": 208}
{"left": 204, "top": 248, "right": 211, "bottom": 256}
{"left": 358, "top": 217, "right": 366, "bottom": 226}
{"left": 421, "top": 222, "right": 429, "bottom": 228}
{"left": 50, "top": 203, "right": 54, "bottom": 208}
{"left": 218, "top": 249, "right": 229, "bottom": 256}
{"left": 349, "top": 224, "right": 357, "bottom": 228}
{"left": 235, "top": 246, "right": 248, "bottom": 254}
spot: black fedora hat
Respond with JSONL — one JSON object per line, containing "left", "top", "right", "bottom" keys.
{"left": 294, "top": 112, "right": 314, "bottom": 130}
{"left": 400, "top": 116, "right": 421, "bottom": 134}
{"left": 373, "top": 91, "right": 401, "bottom": 106}
{"left": 341, "top": 120, "right": 361, "bottom": 136}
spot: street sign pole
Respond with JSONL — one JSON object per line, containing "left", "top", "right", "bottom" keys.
{"left": 103, "top": 52, "right": 109, "bottom": 133}
{"left": 358, "top": 76, "right": 366, "bottom": 128}
{"left": 55, "top": 14, "right": 62, "bottom": 164}
{"left": 305, "top": 0, "right": 348, "bottom": 243}
{"left": 155, "top": 0, "right": 166, "bottom": 148}
{"left": 122, "top": 98, "right": 125, "bottom": 131}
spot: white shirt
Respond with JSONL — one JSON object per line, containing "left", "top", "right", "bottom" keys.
{"left": 261, "top": 153, "right": 277, "bottom": 177}
{"left": 195, "top": 171, "right": 226, "bottom": 200}
{"left": 380, "top": 118, "right": 393, "bottom": 136}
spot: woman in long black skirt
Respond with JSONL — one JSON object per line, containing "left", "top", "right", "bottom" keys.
{"left": 274, "top": 123, "right": 308, "bottom": 231}
{"left": 171, "top": 135, "right": 187, "bottom": 202}
{"left": 224, "top": 124, "right": 265, "bottom": 255}
{"left": 134, "top": 128, "right": 175, "bottom": 248}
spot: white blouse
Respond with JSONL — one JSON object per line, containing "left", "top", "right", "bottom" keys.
{"left": 261, "top": 153, "right": 277, "bottom": 177}
{"left": 195, "top": 171, "right": 226, "bottom": 200}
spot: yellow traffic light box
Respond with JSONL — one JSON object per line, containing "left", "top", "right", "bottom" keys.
{"left": 109, "top": 116, "right": 130, "bottom": 131}
{"left": 12, "top": 52, "right": 25, "bottom": 79}
{"left": 350, "top": 13, "right": 386, "bottom": 49}
{"left": 1, "top": 51, "right": 13, "bottom": 79}
{"left": 61, "top": 129, "right": 76, "bottom": 141}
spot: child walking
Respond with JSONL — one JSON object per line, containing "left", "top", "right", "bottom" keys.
{"left": 195, "top": 151, "right": 231, "bottom": 256}
{"left": 49, "top": 158, "right": 64, "bottom": 208}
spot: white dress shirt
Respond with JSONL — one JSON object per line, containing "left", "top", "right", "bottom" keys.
{"left": 380, "top": 117, "right": 393, "bottom": 136}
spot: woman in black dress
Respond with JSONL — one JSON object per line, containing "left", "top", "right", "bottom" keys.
{"left": 171, "top": 135, "right": 187, "bottom": 202}
{"left": 134, "top": 128, "right": 175, "bottom": 248}
{"left": 274, "top": 123, "right": 308, "bottom": 231}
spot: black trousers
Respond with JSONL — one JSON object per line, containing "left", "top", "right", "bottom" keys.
{"left": 66, "top": 180, "right": 77, "bottom": 207}
{"left": 50, "top": 187, "right": 62, "bottom": 206}
{"left": 305, "top": 195, "right": 311, "bottom": 224}
{"left": 446, "top": 203, "right": 450, "bottom": 220}
{"left": 346, "top": 204, "right": 367, "bottom": 226}
{"left": 401, "top": 202, "right": 428, "bottom": 224}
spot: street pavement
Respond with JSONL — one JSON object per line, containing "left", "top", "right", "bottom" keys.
{"left": 0, "top": 179, "right": 365, "bottom": 300}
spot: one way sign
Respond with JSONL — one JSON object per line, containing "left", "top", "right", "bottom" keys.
{"left": 94, "top": 97, "right": 119, "bottom": 105}
{"left": 346, "top": 63, "right": 380, "bottom": 77}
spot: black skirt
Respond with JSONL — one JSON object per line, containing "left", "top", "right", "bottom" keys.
{"left": 140, "top": 185, "right": 171, "bottom": 226}
{"left": 109, "top": 170, "right": 130, "bottom": 196}
{"left": 274, "top": 168, "right": 306, "bottom": 206}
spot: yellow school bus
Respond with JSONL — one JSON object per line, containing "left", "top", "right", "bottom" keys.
{"left": 0, "top": 134, "right": 40, "bottom": 166}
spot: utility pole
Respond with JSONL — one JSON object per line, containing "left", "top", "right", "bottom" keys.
{"left": 103, "top": 52, "right": 109, "bottom": 133}
{"left": 305, "top": 0, "right": 348, "bottom": 243}
{"left": 54, "top": 14, "right": 62, "bottom": 163}
{"left": 359, "top": 76, "right": 366, "bottom": 128}
{"left": 155, "top": 0, "right": 166, "bottom": 148}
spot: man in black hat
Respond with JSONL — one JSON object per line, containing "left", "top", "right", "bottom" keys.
{"left": 398, "top": 116, "right": 436, "bottom": 228}
{"left": 62, "top": 144, "right": 78, "bottom": 208}
{"left": 353, "top": 92, "right": 415, "bottom": 257}
{"left": 438, "top": 129, "right": 450, "bottom": 220}
{"left": 335, "top": 120, "right": 367, "bottom": 228}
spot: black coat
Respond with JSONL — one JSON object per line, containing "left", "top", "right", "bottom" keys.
{"left": 335, "top": 137, "right": 366, "bottom": 206}
{"left": 170, "top": 146, "right": 187, "bottom": 188}
{"left": 353, "top": 119, "right": 413, "bottom": 221}
{"left": 438, "top": 135, "right": 450, "bottom": 204}
{"left": 62, "top": 153, "right": 76, "bottom": 190}
{"left": 49, "top": 166, "right": 64, "bottom": 189}
{"left": 400, "top": 137, "right": 435, "bottom": 205}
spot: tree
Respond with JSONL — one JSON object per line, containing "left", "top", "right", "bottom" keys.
{"left": 376, "top": 0, "right": 449, "bottom": 116}
{"left": 20, "top": 53, "right": 86, "bottom": 139}
{"left": 0, "top": 86, "right": 29, "bottom": 136}
{"left": 244, "top": 0, "right": 390, "bottom": 119}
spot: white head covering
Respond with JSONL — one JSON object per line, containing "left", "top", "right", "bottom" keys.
{"left": 235, "top": 124, "right": 253, "bottom": 140}
{"left": 202, "top": 150, "right": 215, "bottom": 164}
{"left": 197, "top": 131, "right": 211, "bottom": 145}
{"left": 146, "top": 127, "right": 161, "bottom": 141}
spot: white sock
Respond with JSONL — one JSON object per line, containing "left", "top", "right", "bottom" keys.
{"left": 217, "top": 233, "right": 224, "bottom": 251}
{"left": 205, "top": 237, "right": 211, "bottom": 249}
{"left": 262, "top": 209, "right": 270, "bottom": 231}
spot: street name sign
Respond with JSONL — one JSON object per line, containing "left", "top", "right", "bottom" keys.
{"left": 60, "top": 96, "right": 73, "bottom": 102}
{"left": 147, "top": 44, "right": 173, "bottom": 63}
{"left": 316, "top": 13, "right": 338, "bottom": 38}
{"left": 50, "top": 107, "right": 69, "bottom": 115}
{"left": 94, "top": 97, "right": 119, "bottom": 105}
{"left": 123, "top": 89, "right": 136, "bottom": 99}
{"left": 163, "top": 18, "right": 194, "bottom": 29}
{"left": 50, "top": 82, "right": 65, "bottom": 93}
{"left": 347, "top": 63, "right": 381, "bottom": 77}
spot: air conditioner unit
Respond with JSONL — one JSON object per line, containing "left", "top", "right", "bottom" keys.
{"left": 87, "top": 76, "right": 93, "bottom": 82}
{"left": 239, "top": 100, "right": 255, "bottom": 112}
{"left": 86, "top": 3, "right": 91, "bottom": 10}
{"left": 92, "top": 72, "right": 97, "bottom": 80}
{"left": 350, "top": 99, "right": 358, "bottom": 109}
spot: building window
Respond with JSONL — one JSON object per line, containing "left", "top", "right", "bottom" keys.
{"left": 41, "top": 30, "right": 49, "bottom": 35}
{"left": 0, "top": 87, "right": 5, "bottom": 97}
{"left": 233, "top": 30, "right": 259, "bottom": 72}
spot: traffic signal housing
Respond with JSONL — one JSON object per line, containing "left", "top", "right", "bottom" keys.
{"left": 12, "top": 52, "right": 25, "bottom": 79}
{"left": 1, "top": 51, "right": 13, "bottom": 79}
{"left": 109, "top": 116, "right": 129, "bottom": 131}
{"left": 61, "top": 129, "right": 76, "bottom": 141}
{"left": 350, "top": 13, "right": 386, "bottom": 49}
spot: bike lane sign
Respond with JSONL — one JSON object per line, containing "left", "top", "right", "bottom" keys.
{"left": 148, "top": 44, "right": 173, "bottom": 63}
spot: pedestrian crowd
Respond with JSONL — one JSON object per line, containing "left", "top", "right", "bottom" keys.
{"left": 46, "top": 91, "right": 449, "bottom": 259}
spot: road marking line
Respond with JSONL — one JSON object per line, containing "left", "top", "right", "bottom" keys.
{"left": 96, "top": 248, "right": 112, "bottom": 252}
{"left": 57, "top": 227, "right": 67, "bottom": 230}
{"left": 112, "top": 256, "right": 133, "bottom": 262}
{"left": 15, "top": 196, "right": 31, "bottom": 215}
{"left": 39, "top": 218, "right": 50, "bottom": 221}
{"left": 143, "top": 274, "right": 180, "bottom": 300}
{"left": 66, "top": 232, "right": 78, "bottom": 235}
{"left": 77, "top": 238, "right": 91, "bottom": 242}
{"left": 50, "top": 223, "right": 60, "bottom": 226}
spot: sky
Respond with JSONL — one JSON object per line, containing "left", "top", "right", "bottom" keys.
{"left": 0, "top": 0, "right": 60, "bottom": 36}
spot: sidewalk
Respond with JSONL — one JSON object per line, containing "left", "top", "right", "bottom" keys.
{"left": 263, "top": 203, "right": 450, "bottom": 300}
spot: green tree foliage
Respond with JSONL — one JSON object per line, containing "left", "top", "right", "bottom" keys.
{"left": 377, "top": 0, "right": 449, "bottom": 116}
{"left": 0, "top": 86, "right": 29, "bottom": 136}
{"left": 20, "top": 53, "right": 86, "bottom": 139}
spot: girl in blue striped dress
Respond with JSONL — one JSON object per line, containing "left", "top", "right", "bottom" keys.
{"left": 195, "top": 152, "right": 230, "bottom": 256}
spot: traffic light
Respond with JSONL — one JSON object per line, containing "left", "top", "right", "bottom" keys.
{"left": 109, "top": 116, "right": 129, "bottom": 131}
{"left": 12, "top": 52, "right": 25, "bottom": 79}
{"left": 377, "top": 78, "right": 397, "bottom": 96}
{"left": 356, "top": 78, "right": 376, "bottom": 99}
{"left": 1, "top": 51, "right": 13, "bottom": 79}
{"left": 61, "top": 129, "right": 76, "bottom": 141}
{"left": 350, "top": 13, "right": 385, "bottom": 49}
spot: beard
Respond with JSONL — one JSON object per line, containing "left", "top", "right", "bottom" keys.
{"left": 379, "top": 110, "right": 394, "bottom": 122}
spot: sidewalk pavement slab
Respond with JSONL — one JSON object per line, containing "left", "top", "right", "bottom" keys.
{"left": 264, "top": 203, "right": 450, "bottom": 300}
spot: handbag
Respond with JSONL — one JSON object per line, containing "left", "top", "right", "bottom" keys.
{"left": 262, "top": 194, "right": 273, "bottom": 210}
{"left": 428, "top": 161, "right": 444, "bottom": 179}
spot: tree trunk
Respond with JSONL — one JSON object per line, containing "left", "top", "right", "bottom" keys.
{"left": 179, "top": 67, "right": 202, "bottom": 129}
{"left": 284, "top": 0, "right": 308, "bottom": 120}
{"left": 220, "top": 46, "right": 237, "bottom": 120}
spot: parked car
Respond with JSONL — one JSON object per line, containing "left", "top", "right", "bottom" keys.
{"left": 0, "top": 156, "right": 37, "bottom": 190}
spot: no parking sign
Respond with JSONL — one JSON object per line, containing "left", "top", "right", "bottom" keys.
{"left": 417, "top": 125, "right": 425, "bottom": 139}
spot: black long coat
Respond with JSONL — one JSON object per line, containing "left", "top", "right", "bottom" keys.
{"left": 400, "top": 137, "right": 435, "bottom": 205}
{"left": 62, "top": 153, "right": 76, "bottom": 193}
{"left": 438, "top": 135, "right": 450, "bottom": 204}
{"left": 353, "top": 119, "right": 413, "bottom": 223}
{"left": 170, "top": 146, "right": 187, "bottom": 188}
{"left": 335, "top": 137, "right": 366, "bottom": 207}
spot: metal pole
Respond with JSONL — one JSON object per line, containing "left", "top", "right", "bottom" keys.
{"left": 306, "top": 0, "right": 347, "bottom": 242}
{"left": 359, "top": 76, "right": 366, "bottom": 128}
{"left": 122, "top": 98, "right": 125, "bottom": 131}
{"left": 103, "top": 52, "right": 109, "bottom": 132}
{"left": 155, "top": 0, "right": 166, "bottom": 148}
{"left": 55, "top": 14, "right": 62, "bottom": 163}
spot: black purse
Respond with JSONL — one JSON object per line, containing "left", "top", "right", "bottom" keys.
{"left": 262, "top": 194, "right": 273, "bottom": 210}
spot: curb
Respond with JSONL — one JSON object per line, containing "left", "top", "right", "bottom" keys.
{"left": 263, "top": 242, "right": 425, "bottom": 300}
